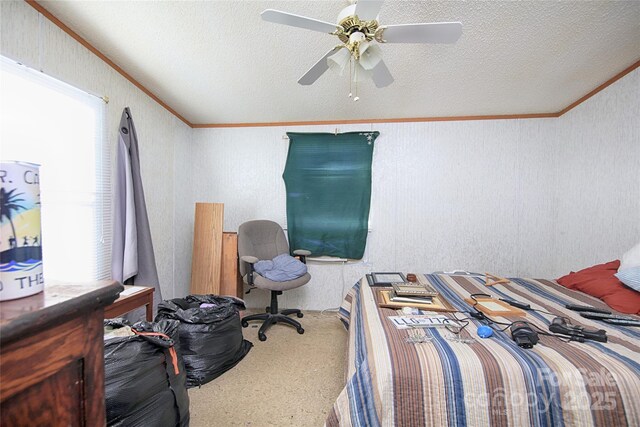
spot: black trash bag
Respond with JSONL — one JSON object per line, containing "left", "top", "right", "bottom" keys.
{"left": 155, "top": 295, "right": 253, "bottom": 388}
{"left": 104, "top": 317, "right": 128, "bottom": 328}
{"left": 103, "top": 319, "right": 190, "bottom": 427}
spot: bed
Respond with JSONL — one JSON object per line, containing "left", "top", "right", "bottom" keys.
{"left": 326, "top": 274, "right": 640, "bottom": 426}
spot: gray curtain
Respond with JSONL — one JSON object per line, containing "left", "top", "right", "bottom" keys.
{"left": 111, "top": 107, "right": 162, "bottom": 319}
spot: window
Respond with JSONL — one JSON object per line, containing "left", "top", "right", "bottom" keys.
{"left": 282, "top": 131, "right": 378, "bottom": 259}
{"left": 0, "top": 56, "right": 110, "bottom": 282}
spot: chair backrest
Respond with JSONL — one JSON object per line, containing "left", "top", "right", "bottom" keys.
{"left": 237, "top": 220, "right": 290, "bottom": 276}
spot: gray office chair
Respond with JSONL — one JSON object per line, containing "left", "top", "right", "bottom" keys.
{"left": 237, "top": 220, "right": 311, "bottom": 341}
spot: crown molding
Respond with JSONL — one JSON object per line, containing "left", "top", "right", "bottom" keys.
{"left": 192, "top": 112, "right": 560, "bottom": 128}
{"left": 25, "top": 1, "right": 639, "bottom": 129}
{"left": 556, "top": 58, "right": 640, "bottom": 117}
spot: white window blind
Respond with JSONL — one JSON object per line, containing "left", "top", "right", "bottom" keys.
{"left": 0, "top": 56, "right": 111, "bottom": 282}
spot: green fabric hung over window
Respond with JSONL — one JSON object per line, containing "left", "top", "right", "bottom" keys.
{"left": 282, "top": 131, "right": 378, "bottom": 259}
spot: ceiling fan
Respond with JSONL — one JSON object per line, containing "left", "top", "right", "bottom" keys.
{"left": 261, "top": 0, "right": 462, "bottom": 100}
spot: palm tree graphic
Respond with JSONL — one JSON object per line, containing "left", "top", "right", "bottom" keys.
{"left": 1, "top": 188, "right": 26, "bottom": 249}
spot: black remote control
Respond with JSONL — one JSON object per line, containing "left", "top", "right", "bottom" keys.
{"left": 601, "top": 319, "right": 640, "bottom": 327}
{"left": 500, "top": 298, "right": 531, "bottom": 310}
{"left": 565, "top": 304, "right": 611, "bottom": 314}
{"left": 580, "top": 312, "right": 638, "bottom": 321}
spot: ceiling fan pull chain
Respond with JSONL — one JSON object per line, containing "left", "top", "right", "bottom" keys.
{"left": 348, "top": 57, "right": 353, "bottom": 98}
{"left": 353, "top": 63, "right": 359, "bottom": 101}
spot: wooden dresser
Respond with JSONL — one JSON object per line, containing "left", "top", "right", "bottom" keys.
{"left": 0, "top": 281, "right": 123, "bottom": 427}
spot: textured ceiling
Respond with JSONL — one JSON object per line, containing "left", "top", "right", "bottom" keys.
{"left": 40, "top": 0, "right": 640, "bottom": 125}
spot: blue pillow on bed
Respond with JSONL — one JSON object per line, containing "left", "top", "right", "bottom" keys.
{"left": 615, "top": 266, "right": 640, "bottom": 292}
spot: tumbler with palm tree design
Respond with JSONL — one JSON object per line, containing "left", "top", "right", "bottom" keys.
{"left": 0, "top": 161, "right": 44, "bottom": 300}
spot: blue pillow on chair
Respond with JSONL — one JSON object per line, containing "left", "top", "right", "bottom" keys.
{"left": 615, "top": 266, "right": 640, "bottom": 293}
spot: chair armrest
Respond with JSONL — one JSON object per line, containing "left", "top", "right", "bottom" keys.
{"left": 240, "top": 256, "right": 258, "bottom": 287}
{"left": 292, "top": 249, "right": 311, "bottom": 264}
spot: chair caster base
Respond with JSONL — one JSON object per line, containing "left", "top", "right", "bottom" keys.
{"left": 242, "top": 309, "right": 304, "bottom": 341}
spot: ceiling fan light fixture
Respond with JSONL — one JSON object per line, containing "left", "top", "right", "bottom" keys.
{"left": 349, "top": 31, "right": 366, "bottom": 44}
{"left": 358, "top": 43, "right": 382, "bottom": 70}
{"left": 327, "top": 48, "right": 351, "bottom": 75}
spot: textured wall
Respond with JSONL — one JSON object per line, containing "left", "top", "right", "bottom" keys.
{"left": 180, "top": 70, "right": 639, "bottom": 311}
{"left": 552, "top": 69, "right": 640, "bottom": 273}
{"left": 1, "top": 1, "right": 193, "bottom": 299}
{"left": 182, "top": 120, "right": 558, "bottom": 310}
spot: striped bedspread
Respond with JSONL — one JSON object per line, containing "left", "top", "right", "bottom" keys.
{"left": 326, "top": 274, "right": 640, "bottom": 427}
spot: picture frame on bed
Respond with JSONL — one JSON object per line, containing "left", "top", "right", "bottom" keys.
{"left": 463, "top": 296, "right": 525, "bottom": 316}
{"left": 369, "top": 272, "right": 406, "bottom": 286}
{"left": 378, "top": 290, "right": 457, "bottom": 312}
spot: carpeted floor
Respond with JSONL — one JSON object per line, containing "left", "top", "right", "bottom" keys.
{"left": 188, "top": 311, "right": 347, "bottom": 426}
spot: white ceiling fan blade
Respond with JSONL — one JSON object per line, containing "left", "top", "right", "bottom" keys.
{"left": 371, "top": 60, "right": 394, "bottom": 88}
{"left": 298, "top": 47, "right": 343, "bottom": 85}
{"left": 380, "top": 22, "right": 462, "bottom": 44}
{"left": 261, "top": 9, "right": 339, "bottom": 34}
{"left": 354, "top": 0, "right": 384, "bottom": 21}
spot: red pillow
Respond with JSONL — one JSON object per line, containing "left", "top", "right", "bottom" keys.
{"left": 557, "top": 260, "right": 640, "bottom": 315}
